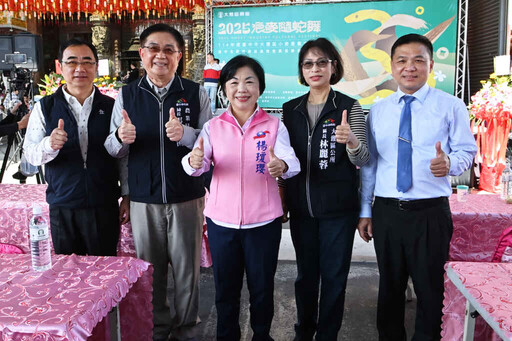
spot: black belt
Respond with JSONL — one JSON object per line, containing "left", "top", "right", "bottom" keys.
{"left": 375, "top": 196, "right": 448, "bottom": 211}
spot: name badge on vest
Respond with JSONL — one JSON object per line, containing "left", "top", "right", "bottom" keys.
{"left": 175, "top": 98, "right": 191, "bottom": 126}
{"left": 319, "top": 118, "right": 337, "bottom": 170}
{"left": 254, "top": 130, "right": 270, "bottom": 175}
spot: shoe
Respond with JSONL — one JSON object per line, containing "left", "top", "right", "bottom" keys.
{"left": 12, "top": 171, "right": 27, "bottom": 181}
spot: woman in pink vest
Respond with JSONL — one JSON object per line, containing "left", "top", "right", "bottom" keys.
{"left": 182, "top": 55, "right": 300, "bottom": 341}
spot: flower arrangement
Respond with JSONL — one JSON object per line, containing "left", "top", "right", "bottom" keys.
{"left": 38, "top": 73, "right": 125, "bottom": 99}
{"left": 93, "top": 76, "right": 124, "bottom": 99}
{"left": 469, "top": 73, "right": 512, "bottom": 192}
{"left": 38, "top": 72, "right": 65, "bottom": 96}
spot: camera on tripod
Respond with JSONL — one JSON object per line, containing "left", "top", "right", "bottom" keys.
{"left": 3, "top": 53, "right": 32, "bottom": 93}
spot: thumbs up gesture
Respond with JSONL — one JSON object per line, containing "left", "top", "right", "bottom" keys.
{"left": 335, "top": 110, "right": 359, "bottom": 149}
{"left": 118, "top": 109, "right": 136, "bottom": 144}
{"left": 189, "top": 137, "right": 204, "bottom": 170}
{"left": 49, "top": 118, "right": 68, "bottom": 150}
{"left": 430, "top": 141, "right": 450, "bottom": 177}
{"left": 266, "top": 146, "right": 287, "bottom": 178}
{"left": 165, "top": 108, "right": 184, "bottom": 142}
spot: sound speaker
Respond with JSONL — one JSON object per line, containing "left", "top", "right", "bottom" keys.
{"left": 0, "top": 37, "right": 13, "bottom": 71}
{"left": 13, "top": 34, "right": 42, "bottom": 72}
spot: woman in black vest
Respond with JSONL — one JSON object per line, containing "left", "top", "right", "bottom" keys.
{"left": 281, "top": 38, "right": 369, "bottom": 341}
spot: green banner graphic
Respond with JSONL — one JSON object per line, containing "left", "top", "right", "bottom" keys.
{"left": 213, "top": 0, "right": 458, "bottom": 109}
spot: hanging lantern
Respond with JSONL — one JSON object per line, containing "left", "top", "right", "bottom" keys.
{"left": 1, "top": 0, "right": 204, "bottom": 21}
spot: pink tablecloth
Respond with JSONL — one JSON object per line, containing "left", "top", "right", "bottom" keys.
{"left": 0, "top": 253, "right": 153, "bottom": 341}
{"left": 446, "top": 262, "right": 512, "bottom": 340}
{"left": 0, "top": 184, "right": 135, "bottom": 257}
{"left": 0, "top": 183, "right": 211, "bottom": 266}
{"left": 442, "top": 194, "right": 512, "bottom": 341}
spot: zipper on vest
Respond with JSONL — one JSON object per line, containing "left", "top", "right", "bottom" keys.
{"left": 305, "top": 120, "right": 315, "bottom": 218}
{"left": 239, "top": 132, "right": 244, "bottom": 228}
{"left": 159, "top": 101, "right": 167, "bottom": 204}
{"left": 140, "top": 86, "right": 168, "bottom": 204}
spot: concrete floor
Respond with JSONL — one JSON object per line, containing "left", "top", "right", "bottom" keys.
{"left": 193, "top": 261, "right": 417, "bottom": 341}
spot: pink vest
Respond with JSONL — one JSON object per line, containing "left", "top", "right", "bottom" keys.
{"left": 204, "top": 108, "right": 283, "bottom": 225}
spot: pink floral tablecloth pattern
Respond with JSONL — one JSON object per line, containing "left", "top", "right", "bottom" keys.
{"left": 0, "top": 184, "right": 211, "bottom": 266}
{"left": 445, "top": 262, "right": 512, "bottom": 340}
{"left": 448, "top": 194, "right": 512, "bottom": 262}
{"left": 0, "top": 184, "right": 50, "bottom": 254}
{"left": 442, "top": 194, "right": 512, "bottom": 341}
{"left": 0, "top": 184, "right": 135, "bottom": 257}
{"left": 0, "top": 253, "right": 153, "bottom": 341}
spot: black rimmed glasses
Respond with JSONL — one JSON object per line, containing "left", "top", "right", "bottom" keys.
{"left": 61, "top": 60, "right": 97, "bottom": 68}
{"left": 301, "top": 59, "right": 332, "bottom": 69}
{"left": 142, "top": 45, "right": 180, "bottom": 55}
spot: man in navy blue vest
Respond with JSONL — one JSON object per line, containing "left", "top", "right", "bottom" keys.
{"left": 105, "top": 24, "right": 212, "bottom": 341}
{"left": 23, "top": 39, "right": 128, "bottom": 256}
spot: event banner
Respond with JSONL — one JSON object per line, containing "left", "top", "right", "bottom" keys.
{"left": 212, "top": 0, "right": 458, "bottom": 109}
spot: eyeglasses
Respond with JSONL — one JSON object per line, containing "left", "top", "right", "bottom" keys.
{"left": 301, "top": 59, "right": 332, "bottom": 69}
{"left": 61, "top": 60, "right": 97, "bottom": 68}
{"left": 142, "top": 45, "right": 180, "bottom": 55}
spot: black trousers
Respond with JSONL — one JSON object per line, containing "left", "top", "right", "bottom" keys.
{"left": 49, "top": 203, "right": 120, "bottom": 256}
{"left": 207, "top": 218, "right": 282, "bottom": 341}
{"left": 290, "top": 213, "right": 358, "bottom": 341}
{"left": 372, "top": 197, "right": 453, "bottom": 341}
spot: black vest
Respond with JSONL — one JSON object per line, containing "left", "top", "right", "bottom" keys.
{"left": 41, "top": 86, "right": 120, "bottom": 208}
{"left": 122, "top": 76, "right": 205, "bottom": 204}
{"left": 282, "top": 89, "right": 359, "bottom": 218}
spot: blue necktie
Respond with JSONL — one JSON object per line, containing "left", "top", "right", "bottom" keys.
{"left": 397, "top": 95, "right": 415, "bottom": 193}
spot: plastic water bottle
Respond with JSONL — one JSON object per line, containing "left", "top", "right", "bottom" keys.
{"left": 29, "top": 205, "right": 52, "bottom": 271}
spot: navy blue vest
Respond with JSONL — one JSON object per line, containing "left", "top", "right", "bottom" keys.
{"left": 122, "top": 76, "right": 205, "bottom": 204}
{"left": 40, "top": 86, "right": 120, "bottom": 208}
{"left": 282, "top": 89, "right": 359, "bottom": 218}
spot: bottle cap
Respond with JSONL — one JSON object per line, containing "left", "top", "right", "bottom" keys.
{"left": 32, "top": 205, "right": 42, "bottom": 215}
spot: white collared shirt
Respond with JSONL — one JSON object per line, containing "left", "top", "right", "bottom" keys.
{"left": 360, "top": 83, "right": 477, "bottom": 217}
{"left": 24, "top": 86, "right": 95, "bottom": 166}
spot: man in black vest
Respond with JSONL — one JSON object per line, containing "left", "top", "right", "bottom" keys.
{"left": 105, "top": 24, "right": 212, "bottom": 341}
{"left": 23, "top": 39, "right": 128, "bottom": 256}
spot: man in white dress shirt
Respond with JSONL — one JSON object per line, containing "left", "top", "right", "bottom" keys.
{"left": 23, "top": 38, "right": 128, "bottom": 256}
{"left": 358, "top": 34, "right": 477, "bottom": 340}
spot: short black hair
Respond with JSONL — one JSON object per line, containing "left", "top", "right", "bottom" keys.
{"left": 214, "top": 58, "right": 220, "bottom": 63}
{"left": 391, "top": 33, "right": 433, "bottom": 59}
{"left": 207, "top": 52, "right": 214, "bottom": 57}
{"left": 298, "top": 38, "right": 343, "bottom": 86}
{"left": 219, "top": 55, "right": 265, "bottom": 95}
{"left": 58, "top": 38, "right": 99, "bottom": 63}
{"left": 140, "top": 23, "right": 184, "bottom": 51}
{"left": 140, "top": 23, "right": 185, "bottom": 75}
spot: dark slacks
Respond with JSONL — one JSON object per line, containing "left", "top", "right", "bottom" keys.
{"left": 207, "top": 218, "right": 282, "bottom": 341}
{"left": 49, "top": 203, "right": 120, "bottom": 256}
{"left": 372, "top": 197, "right": 453, "bottom": 341}
{"left": 290, "top": 213, "right": 358, "bottom": 341}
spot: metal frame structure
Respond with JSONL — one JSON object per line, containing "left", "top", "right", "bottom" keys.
{"left": 205, "top": 0, "right": 469, "bottom": 111}
{"left": 455, "top": 0, "right": 468, "bottom": 102}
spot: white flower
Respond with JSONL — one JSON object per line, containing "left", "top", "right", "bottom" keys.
{"left": 434, "top": 70, "right": 446, "bottom": 82}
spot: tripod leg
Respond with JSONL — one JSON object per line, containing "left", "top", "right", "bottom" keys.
{"left": 0, "top": 134, "right": 14, "bottom": 183}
